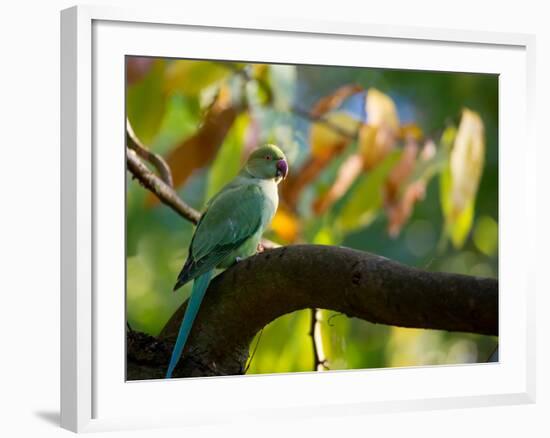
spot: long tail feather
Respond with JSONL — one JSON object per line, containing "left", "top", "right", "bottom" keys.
{"left": 165, "top": 270, "right": 213, "bottom": 378}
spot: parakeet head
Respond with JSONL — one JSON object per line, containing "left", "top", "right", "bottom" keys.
{"left": 245, "top": 144, "right": 288, "bottom": 183}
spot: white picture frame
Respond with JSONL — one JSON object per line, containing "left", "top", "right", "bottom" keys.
{"left": 60, "top": 4, "right": 536, "bottom": 433}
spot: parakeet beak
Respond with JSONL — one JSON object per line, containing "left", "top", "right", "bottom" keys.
{"left": 276, "top": 159, "right": 288, "bottom": 179}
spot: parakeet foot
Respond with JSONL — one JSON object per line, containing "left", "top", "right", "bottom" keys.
{"left": 256, "top": 243, "right": 265, "bottom": 253}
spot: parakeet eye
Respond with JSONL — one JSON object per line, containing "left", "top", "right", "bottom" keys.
{"left": 265, "top": 155, "right": 272, "bottom": 160}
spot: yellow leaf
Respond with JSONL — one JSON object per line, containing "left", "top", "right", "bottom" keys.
{"left": 310, "top": 111, "right": 360, "bottom": 159}
{"left": 365, "top": 88, "right": 399, "bottom": 131}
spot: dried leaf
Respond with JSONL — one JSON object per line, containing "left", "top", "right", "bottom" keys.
{"left": 387, "top": 181, "right": 426, "bottom": 238}
{"left": 359, "top": 89, "right": 400, "bottom": 169}
{"left": 385, "top": 140, "right": 419, "bottom": 204}
{"left": 312, "top": 153, "right": 363, "bottom": 215}
{"left": 384, "top": 139, "right": 443, "bottom": 237}
{"left": 282, "top": 111, "right": 360, "bottom": 207}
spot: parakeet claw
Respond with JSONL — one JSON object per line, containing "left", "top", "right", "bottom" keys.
{"left": 257, "top": 243, "right": 265, "bottom": 253}
{"left": 235, "top": 256, "right": 244, "bottom": 263}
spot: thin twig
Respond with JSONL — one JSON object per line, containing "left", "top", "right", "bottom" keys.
{"left": 244, "top": 328, "right": 264, "bottom": 373}
{"left": 126, "top": 147, "right": 201, "bottom": 224}
{"left": 126, "top": 119, "right": 174, "bottom": 187}
{"left": 291, "top": 105, "right": 358, "bottom": 140}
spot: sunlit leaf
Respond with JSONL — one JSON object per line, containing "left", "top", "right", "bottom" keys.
{"left": 449, "top": 109, "right": 485, "bottom": 214}
{"left": 126, "top": 60, "right": 167, "bottom": 144}
{"left": 439, "top": 109, "right": 485, "bottom": 248}
{"left": 365, "top": 88, "right": 400, "bottom": 130}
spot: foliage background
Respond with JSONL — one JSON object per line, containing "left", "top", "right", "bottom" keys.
{"left": 126, "top": 57, "right": 498, "bottom": 374}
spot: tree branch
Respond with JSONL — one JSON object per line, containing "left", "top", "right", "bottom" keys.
{"left": 127, "top": 244, "right": 498, "bottom": 380}
{"left": 126, "top": 119, "right": 174, "bottom": 187}
{"left": 126, "top": 147, "right": 202, "bottom": 224}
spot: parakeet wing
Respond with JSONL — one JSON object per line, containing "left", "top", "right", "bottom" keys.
{"left": 174, "top": 183, "right": 265, "bottom": 288}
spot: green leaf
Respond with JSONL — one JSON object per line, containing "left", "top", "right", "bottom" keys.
{"left": 450, "top": 198, "right": 474, "bottom": 248}
{"left": 337, "top": 150, "right": 401, "bottom": 232}
{"left": 473, "top": 215, "right": 498, "bottom": 256}
{"left": 151, "top": 94, "right": 200, "bottom": 155}
{"left": 126, "top": 60, "right": 167, "bottom": 145}
{"left": 206, "top": 113, "right": 249, "bottom": 199}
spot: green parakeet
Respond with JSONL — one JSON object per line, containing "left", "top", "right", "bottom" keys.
{"left": 166, "top": 144, "right": 288, "bottom": 378}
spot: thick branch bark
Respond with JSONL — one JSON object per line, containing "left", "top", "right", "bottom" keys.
{"left": 127, "top": 244, "right": 497, "bottom": 380}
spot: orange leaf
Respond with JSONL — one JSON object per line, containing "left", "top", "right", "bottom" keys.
{"left": 312, "top": 153, "right": 364, "bottom": 215}
{"left": 282, "top": 112, "right": 359, "bottom": 208}
{"left": 147, "top": 91, "right": 239, "bottom": 206}
{"left": 385, "top": 139, "right": 419, "bottom": 204}
{"left": 271, "top": 206, "right": 300, "bottom": 243}
{"left": 309, "top": 84, "right": 364, "bottom": 118}
{"left": 387, "top": 181, "right": 426, "bottom": 238}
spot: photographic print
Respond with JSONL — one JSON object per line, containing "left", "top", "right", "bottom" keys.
{"left": 125, "top": 57, "right": 498, "bottom": 381}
